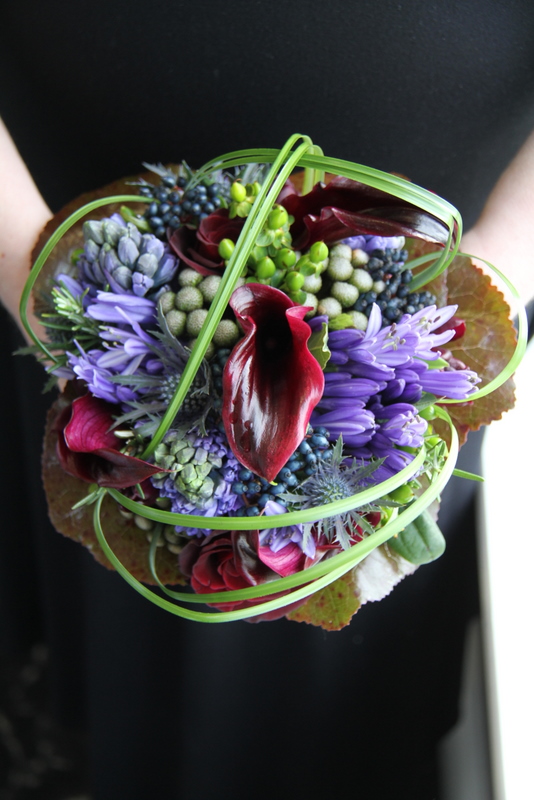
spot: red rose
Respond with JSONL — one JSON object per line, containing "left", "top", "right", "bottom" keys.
{"left": 179, "top": 530, "right": 306, "bottom": 621}
{"left": 168, "top": 209, "right": 245, "bottom": 275}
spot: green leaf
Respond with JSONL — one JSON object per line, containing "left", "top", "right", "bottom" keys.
{"left": 387, "top": 509, "right": 446, "bottom": 564}
{"left": 287, "top": 569, "right": 360, "bottom": 630}
{"left": 308, "top": 322, "right": 331, "bottom": 369}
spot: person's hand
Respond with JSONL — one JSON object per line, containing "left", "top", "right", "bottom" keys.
{"left": 0, "top": 117, "right": 52, "bottom": 337}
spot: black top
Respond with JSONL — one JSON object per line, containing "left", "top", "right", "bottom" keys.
{"left": 1, "top": 2, "right": 533, "bottom": 798}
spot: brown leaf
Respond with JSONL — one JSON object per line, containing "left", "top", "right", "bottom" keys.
{"left": 42, "top": 392, "right": 186, "bottom": 585}
{"left": 406, "top": 241, "right": 517, "bottom": 445}
{"left": 287, "top": 569, "right": 360, "bottom": 631}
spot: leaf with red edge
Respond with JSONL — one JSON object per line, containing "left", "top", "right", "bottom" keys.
{"left": 438, "top": 255, "right": 517, "bottom": 443}
{"left": 287, "top": 569, "right": 361, "bottom": 631}
{"left": 222, "top": 284, "right": 325, "bottom": 482}
{"left": 406, "top": 241, "right": 517, "bottom": 444}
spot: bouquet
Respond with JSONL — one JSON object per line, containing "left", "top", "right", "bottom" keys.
{"left": 21, "top": 134, "right": 526, "bottom": 629}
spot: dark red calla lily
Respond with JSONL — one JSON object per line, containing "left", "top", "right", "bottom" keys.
{"left": 168, "top": 209, "right": 245, "bottom": 275}
{"left": 56, "top": 393, "right": 164, "bottom": 488}
{"left": 282, "top": 176, "right": 454, "bottom": 250}
{"left": 222, "top": 284, "right": 325, "bottom": 482}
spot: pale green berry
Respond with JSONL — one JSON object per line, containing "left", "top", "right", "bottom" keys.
{"left": 326, "top": 256, "right": 353, "bottom": 282}
{"left": 347, "top": 310, "right": 369, "bottom": 330}
{"left": 373, "top": 280, "right": 386, "bottom": 294}
{"left": 329, "top": 243, "right": 352, "bottom": 260}
{"left": 175, "top": 286, "right": 204, "bottom": 312}
{"left": 165, "top": 309, "right": 187, "bottom": 337}
{"left": 199, "top": 275, "right": 222, "bottom": 304}
{"left": 187, "top": 338, "right": 215, "bottom": 360}
{"left": 186, "top": 308, "right": 209, "bottom": 337}
{"left": 351, "top": 248, "right": 370, "bottom": 266}
{"left": 303, "top": 293, "right": 318, "bottom": 317}
{"left": 350, "top": 268, "right": 374, "bottom": 292}
{"left": 218, "top": 238, "right": 235, "bottom": 261}
{"left": 317, "top": 297, "right": 343, "bottom": 319}
{"left": 331, "top": 281, "right": 359, "bottom": 307}
{"left": 178, "top": 268, "right": 203, "bottom": 287}
{"left": 212, "top": 319, "right": 240, "bottom": 347}
{"left": 302, "top": 273, "right": 322, "bottom": 294}
{"left": 158, "top": 290, "right": 176, "bottom": 315}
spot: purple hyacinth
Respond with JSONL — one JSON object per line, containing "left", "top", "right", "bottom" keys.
{"left": 342, "top": 234, "right": 405, "bottom": 253}
{"left": 152, "top": 427, "right": 244, "bottom": 537}
{"left": 77, "top": 215, "right": 178, "bottom": 299}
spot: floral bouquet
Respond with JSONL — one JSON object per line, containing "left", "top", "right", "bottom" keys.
{"left": 21, "top": 134, "right": 526, "bottom": 629}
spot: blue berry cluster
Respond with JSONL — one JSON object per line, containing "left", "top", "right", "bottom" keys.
{"left": 209, "top": 346, "right": 232, "bottom": 405}
{"left": 231, "top": 427, "right": 333, "bottom": 517}
{"left": 355, "top": 248, "right": 436, "bottom": 324}
{"left": 138, "top": 172, "right": 229, "bottom": 239}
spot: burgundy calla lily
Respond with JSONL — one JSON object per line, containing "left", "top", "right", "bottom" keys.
{"left": 56, "top": 393, "right": 164, "bottom": 488}
{"left": 222, "top": 283, "right": 325, "bottom": 482}
{"left": 282, "top": 176, "right": 454, "bottom": 250}
{"left": 169, "top": 209, "right": 245, "bottom": 275}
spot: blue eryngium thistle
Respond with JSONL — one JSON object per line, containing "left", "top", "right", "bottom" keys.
{"left": 280, "top": 437, "right": 386, "bottom": 551}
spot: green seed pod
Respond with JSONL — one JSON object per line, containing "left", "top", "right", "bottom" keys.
{"left": 309, "top": 241, "right": 329, "bottom": 263}
{"left": 326, "top": 256, "right": 353, "bottom": 282}
{"left": 186, "top": 308, "right": 209, "bottom": 337}
{"left": 267, "top": 205, "right": 289, "bottom": 230}
{"left": 350, "top": 268, "right": 374, "bottom": 292}
{"left": 158, "top": 290, "right": 176, "bottom": 315}
{"left": 285, "top": 271, "right": 305, "bottom": 292}
{"left": 178, "top": 268, "right": 203, "bottom": 287}
{"left": 230, "top": 181, "right": 247, "bottom": 202}
{"left": 331, "top": 281, "right": 359, "bottom": 307}
{"left": 218, "top": 238, "right": 235, "bottom": 261}
{"left": 187, "top": 338, "right": 215, "bottom": 360}
{"left": 256, "top": 256, "right": 276, "bottom": 279}
{"left": 275, "top": 248, "right": 297, "bottom": 269}
{"left": 419, "top": 405, "right": 437, "bottom": 421}
{"left": 317, "top": 296, "right": 343, "bottom": 319}
{"left": 389, "top": 484, "right": 415, "bottom": 504}
{"left": 165, "top": 309, "right": 187, "bottom": 337}
{"left": 175, "top": 286, "right": 204, "bottom": 312}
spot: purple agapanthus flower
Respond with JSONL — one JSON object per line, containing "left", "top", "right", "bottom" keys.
{"left": 342, "top": 234, "right": 405, "bottom": 252}
{"left": 258, "top": 499, "right": 313, "bottom": 558}
{"left": 310, "top": 304, "right": 480, "bottom": 477}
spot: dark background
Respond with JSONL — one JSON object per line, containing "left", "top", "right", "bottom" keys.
{"left": 1, "top": 2, "right": 534, "bottom": 798}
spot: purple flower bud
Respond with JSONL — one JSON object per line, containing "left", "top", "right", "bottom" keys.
{"left": 102, "top": 219, "right": 125, "bottom": 246}
{"left": 132, "top": 272, "right": 155, "bottom": 296}
{"left": 103, "top": 248, "right": 122, "bottom": 273}
{"left": 136, "top": 253, "right": 158, "bottom": 278}
{"left": 140, "top": 235, "right": 165, "bottom": 261}
{"left": 118, "top": 237, "right": 139, "bottom": 267}
{"left": 153, "top": 254, "right": 178, "bottom": 285}
{"left": 83, "top": 220, "right": 104, "bottom": 245}
{"left": 84, "top": 239, "right": 100, "bottom": 263}
{"left": 111, "top": 266, "right": 133, "bottom": 291}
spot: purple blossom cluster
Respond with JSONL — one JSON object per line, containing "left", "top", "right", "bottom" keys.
{"left": 310, "top": 303, "right": 480, "bottom": 479}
